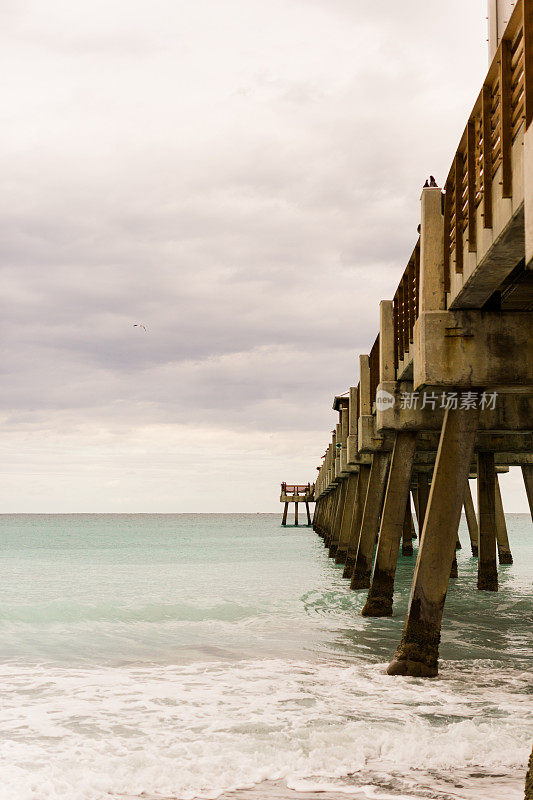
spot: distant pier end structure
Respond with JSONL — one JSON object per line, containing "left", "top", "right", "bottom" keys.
{"left": 305, "top": 0, "right": 533, "bottom": 679}
{"left": 280, "top": 483, "right": 314, "bottom": 526}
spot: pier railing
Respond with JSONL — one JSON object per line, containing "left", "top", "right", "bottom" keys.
{"left": 393, "top": 241, "right": 420, "bottom": 372}
{"left": 281, "top": 483, "right": 312, "bottom": 496}
{"left": 443, "top": 0, "right": 532, "bottom": 289}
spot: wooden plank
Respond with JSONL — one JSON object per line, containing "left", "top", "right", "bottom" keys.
{"left": 454, "top": 153, "right": 464, "bottom": 272}
{"left": 443, "top": 182, "right": 451, "bottom": 293}
{"left": 512, "top": 75, "right": 525, "bottom": 103}
{"left": 482, "top": 84, "right": 493, "bottom": 229}
{"left": 500, "top": 38, "right": 513, "bottom": 198}
{"left": 466, "top": 120, "right": 477, "bottom": 251}
{"left": 511, "top": 43, "right": 524, "bottom": 70}
{"left": 524, "top": 0, "right": 533, "bottom": 128}
{"left": 512, "top": 99, "right": 525, "bottom": 134}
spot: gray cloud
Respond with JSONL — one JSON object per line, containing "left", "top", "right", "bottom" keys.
{"left": 1, "top": 0, "right": 526, "bottom": 511}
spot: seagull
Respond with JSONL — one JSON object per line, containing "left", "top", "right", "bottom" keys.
{"left": 133, "top": 323, "right": 148, "bottom": 332}
{"left": 429, "top": 175, "right": 438, "bottom": 187}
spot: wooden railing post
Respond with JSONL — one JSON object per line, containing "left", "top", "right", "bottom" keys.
{"left": 500, "top": 38, "right": 513, "bottom": 197}
{"left": 482, "top": 84, "right": 493, "bottom": 229}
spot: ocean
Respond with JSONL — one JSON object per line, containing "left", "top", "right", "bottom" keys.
{"left": 0, "top": 513, "right": 530, "bottom": 800}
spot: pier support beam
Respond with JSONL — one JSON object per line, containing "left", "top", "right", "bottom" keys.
{"left": 305, "top": 501, "right": 312, "bottom": 527}
{"left": 294, "top": 502, "right": 299, "bottom": 526}
{"left": 343, "top": 464, "right": 370, "bottom": 578}
{"left": 350, "top": 451, "right": 389, "bottom": 590}
{"left": 312, "top": 498, "right": 320, "bottom": 531}
{"left": 362, "top": 431, "right": 417, "bottom": 617}
{"left": 324, "top": 486, "right": 340, "bottom": 548}
{"left": 477, "top": 452, "right": 498, "bottom": 591}
{"left": 450, "top": 553, "right": 458, "bottom": 579}
{"left": 522, "top": 465, "right": 533, "bottom": 520}
{"left": 328, "top": 480, "right": 347, "bottom": 557}
{"left": 335, "top": 472, "right": 359, "bottom": 564}
{"left": 324, "top": 488, "right": 338, "bottom": 546}
{"left": 416, "top": 472, "right": 429, "bottom": 534}
{"left": 464, "top": 481, "right": 479, "bottom": 556}
{"left": 316, "top": 496, "right": 326, "bottom": 536}
{"left": 495, "top": 476, "right": 513, "bottom": 564}
{"left": 387, "top": 405, "right": 480, "bottom": 677}
{"left": 313, "top": 494, "right": 328, "bottom": 537}
{"left": 402, "top": 497, "right": 415, "bottom": 556}
{"left": 525, "top": 744, "right": 533, "bottom": 800}
{"left": 282, "top": 503, "right": 288, "bottom": 526}
{"left": 316, "top": 496, "right": 326, "bottom": 537}
{"left": 323, "top": 492, "right": 334, "bottom": 540}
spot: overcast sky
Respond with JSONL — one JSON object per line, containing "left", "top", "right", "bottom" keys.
{"left": 1, "top": 0, "right": 528, "bottom": 512}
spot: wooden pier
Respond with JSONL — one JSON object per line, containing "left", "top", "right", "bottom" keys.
{"left": 300, "top": 0, "right": 533, "bottom": 680}
{"left": 280, "top": 483, "right": 314, "bottom": 526}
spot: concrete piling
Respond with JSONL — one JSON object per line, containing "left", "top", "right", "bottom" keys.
{"left": 495, "top": 476, "right": 513, "bottom": 564}
{"left": 362, "top": 431, "right": 417, "bottom": 616}
{"left": 335, "top": 472, "right": 359, "bottom": 564}
{"left": 415, "top": 472, "right": 430, "bottom": 533}
{"left": 387, "top": 405, "right": 480, "bottom": 677}
{"left": 464, "top": 482, "right": 479, "bottom": 556}
{"left": 450, "top": 554, "right": 458, "bottom": 579}
{"left": 477, "top": 452, "right": 499, "bottom": 591}
{"left": 522, "top": 465, "right": 533, "bottom": 520}
{"left": 402, "top": 497, "right": 415, "bottom": 556}
{"left": 350, "top": 452, "right": 389, "bottom": 590}
{"left": 328, "top": 480, "right": 347, "bottom": 557}
{"left": 323, "top": 489, "right": 335, "bottom": 545}
{"left": 343, "top": 463, "right": 370, "bottom": 578}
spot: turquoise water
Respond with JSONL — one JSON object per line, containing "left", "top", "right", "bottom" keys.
{"left": 0, "top": 513, "right": 531, "bottom": 799}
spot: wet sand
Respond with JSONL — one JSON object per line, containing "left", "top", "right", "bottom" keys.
{"left": 118, "top": 770, "right": 526, "bottom": 800}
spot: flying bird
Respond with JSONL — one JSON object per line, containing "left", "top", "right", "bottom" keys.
{"left": 133, "top": 323, "right": 148, "bottom": 332}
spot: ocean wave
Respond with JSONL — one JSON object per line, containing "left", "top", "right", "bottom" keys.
{"left": 0, "top": 659, "right": 529, "bottom": 800}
